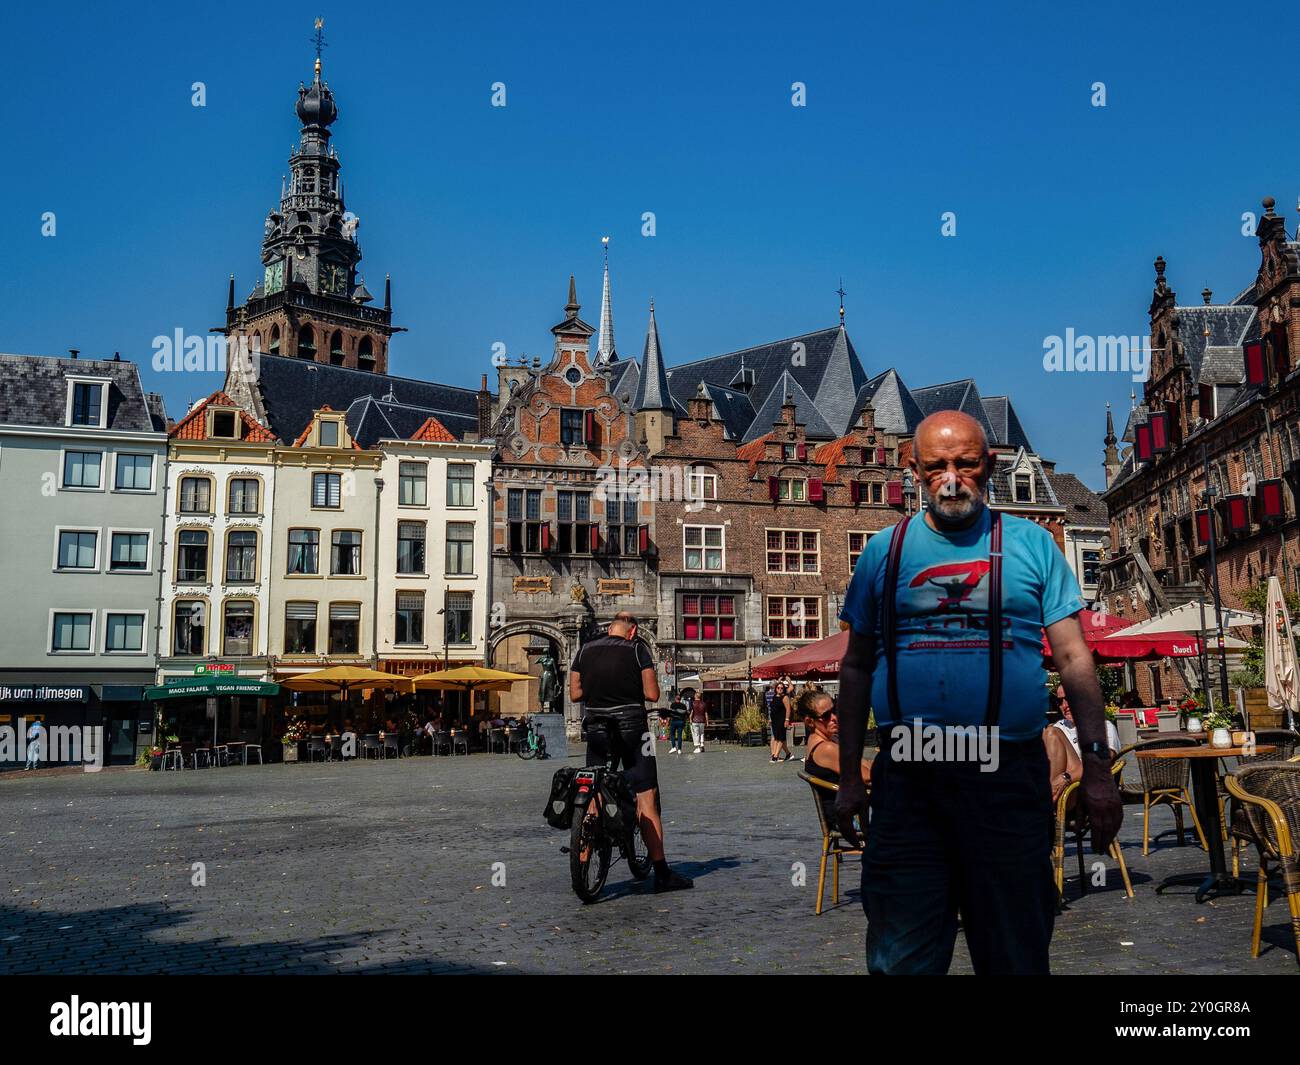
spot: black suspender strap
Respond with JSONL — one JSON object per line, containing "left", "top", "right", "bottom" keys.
{"left": 984, "top": 512, "right": 1004, "bottom": 728}
{"left": 882, "top": 515, "right": 912, "bottom": 724}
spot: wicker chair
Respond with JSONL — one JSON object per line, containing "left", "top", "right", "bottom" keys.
{"left": 1231, "top": 752, "right": 1300, "bottom": 877}
{"left": 1224, "top": 762, "right": 1300, "bottom": 963}
{"left": 1133, "top": 736, "right": 1208, "bottom": 855}
{"left": 1053, "top": 758, "right": 1134, "bottom": 901}
{"left": 798, "top": 772, "right": 867, "bottom": 915}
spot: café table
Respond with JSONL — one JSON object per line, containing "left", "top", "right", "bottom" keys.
{"left": 1137, "top": 743, "right": 1274, "bottom": 902}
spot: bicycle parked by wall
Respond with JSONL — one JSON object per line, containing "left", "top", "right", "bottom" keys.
{"left": 515, "top": 717, "right": 548, "bottom": 760}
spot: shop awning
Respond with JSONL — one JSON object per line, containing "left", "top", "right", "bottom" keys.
{"left": 145, "top": 677, "right": 280, "bottom": 700}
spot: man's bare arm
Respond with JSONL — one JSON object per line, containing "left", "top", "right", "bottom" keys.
{"left": 835, "top": 628, "right": 875, "bottom": 844}
{"left": 569, "top": 670, "right": 583, "bottom": 703}
{"left": 641, "top": 668, "right": 660, "bottom": 703}
{"left": 1046, "top": 614, "right": 1122, "bottom": 849}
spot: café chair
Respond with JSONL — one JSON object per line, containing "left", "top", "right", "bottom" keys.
{"left": 307, "top": 737, "right": 329, "bottom": 763}
{"left": 361, "top": 734, "right": 383, "bottom": 760}
{"left": 1053, "top": 758, "right": 1134, "bottom": 901}
{"left": 1224, "top": 763, "right": 1300, "bottom": 964}
{"left": 1133, "top": 736, "right": 1208, "bottom": 855}
{"left": 381, "top": 733, "right": 400, "bottom": 759}
{"left": 244, "top": 744, "right": 263, "bottom": 766}
{"left": 797, "top": 772, "right": 866, "bottom": 916}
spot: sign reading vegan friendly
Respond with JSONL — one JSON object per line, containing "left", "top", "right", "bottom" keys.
{"left": 0, "top": 684, "right": 89, "bottom": 703}
{"left": 145, "top": 677, "right": 279, "bottom": 700}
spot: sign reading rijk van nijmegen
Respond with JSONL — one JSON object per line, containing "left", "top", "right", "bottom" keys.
{"left": 0, "top": 685, "right": 89, "bottom": 703}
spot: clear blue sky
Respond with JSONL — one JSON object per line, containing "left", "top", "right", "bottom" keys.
{"left": 2, "top": 0, "right": 1294, "bottom": 489}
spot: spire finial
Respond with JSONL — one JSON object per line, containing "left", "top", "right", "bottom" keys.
{"left": 836, "top": 278, "right": 846, "bottom": 325}
{"left": 312, "top": 17, "right": 327, "bottom": 75}
{"left": 596, "top": 237, "right": 616, "bottom": 363}
{"left": 1104, "top": 402, "right": 1117, "bottom": 446}
{"left": 565, "top": 274, "right": 580, "bottom": 317}
{"left": 1202, "top": 286, "right": 1213, "bottom": 305}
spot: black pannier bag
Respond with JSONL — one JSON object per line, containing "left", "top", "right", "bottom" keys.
{"left": 598, "top": 771, "right": 638, "bottom": 840}
{"left": 543, "top": 766, "right": 580, "bottom": 829}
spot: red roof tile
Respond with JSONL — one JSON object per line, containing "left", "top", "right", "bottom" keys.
{"left": 169, "top": 391, "right": 275, "bottom": 443}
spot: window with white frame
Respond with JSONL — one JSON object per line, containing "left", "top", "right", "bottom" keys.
{"left": 179, "top": 475, "right": 211, "bottom": 513}
{"left": 683, "top": 525, "right": 724, "bottom": 571}
{"left": 228, "top": 478, "right": 260, "bottom": 514}
{"left": 284, "top": 602, "right": 317, "bottom": 654}
{"left": 331, "top": 530, "right": 362, "bottom": 575}
{"left": 395, "top": 591, "right": 425, "bottom": 645}
{"left": 397, "top": 521, "right": 426, "bottom": 574}
{"left": 445, "top": 592, "right": 473, "bottom": 645}
{"left": 109, "top": 532, "right": 149, "bottom": 572}
{"left": 687, "top": 470, "right": 718, "bottom": 502}
{"left": 114, "top": 453, "right": 153, "bottom": 491}
{"left": 177, "top": 530, "right": 210, "bottom": 583}
{"left": 329, "top": 602, "right": 361, "bottom": 654}
{"left": 766, "top": 596, "right": 821, "bottom": 640}
{"left": 51, "top": 611, "right": 93, "bottom": 652}
{"left": 222, "top": 601, "right": 254, "bottom": 655}
{"left": 399, "top": 461, "right": 427, "bottom": 506}
{"left": 767, "top": 529, "right": 819, "bottom": 573}
{"left": 56, "top": 530, "right": 98, "bottom": 570}
{"left": 63, "top": 450, "right": 102, "bottom": 489}
{"left": 848, "top": 531, "right": 873, "bottom": 571}
{"left": 679, "top": 593, "right": 737, "bottom": 641}
{"left": 104, "top": 612, "right": 145, "bottom": 653}
{"left": 446, "top": 522, "right": 474, "bottom": 574}
{"left": 67, "top": 380, "right": 106, "bottom": 428}
{"left": 777, "top": 477, "right": 807, "bottom": 502}
{"left": 447, "top": 464, "right": 474, "bottom": 507}
{"left": 225, "top": 530, "right": 257, "bottom": 583}
{"left": 287, "top": 529, "right": 319, "bottom": 575}
{"left": 312, "top": 472, "right": 342, "bottom": 509}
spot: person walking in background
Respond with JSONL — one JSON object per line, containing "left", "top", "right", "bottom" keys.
{"left": 25, "top": 718, "right": 43, "bottom": 770}
{"left": 689, "top": 690, "right": 707, "bottom": 753}
{"left": 666, "top": 690, "right": 688, "bottom": 754}
{"left": 769, "top": 681, "right": 793, "bottom": 763}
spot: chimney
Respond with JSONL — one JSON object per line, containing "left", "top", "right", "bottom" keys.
{"left": 69, "top": 349, "right": 79, "bottom": 359}
{"left": 227, "top": 274, "right": 235, "bottom": 312}
{"left": 384, "top": 274, "right": 392, "bottom": 311}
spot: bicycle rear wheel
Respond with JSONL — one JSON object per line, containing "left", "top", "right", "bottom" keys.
{"left": 627, "top": 821, "right": 652, "bottom": 881}
{"left": 570, "top": 811, "right": 611, "bottom": 902}
{"left": 517, "top": 742, "right": 535, "bottom": 760}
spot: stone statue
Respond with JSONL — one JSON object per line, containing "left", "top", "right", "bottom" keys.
{"left": 537, "top": 652, "right": 560, "bottom": 711}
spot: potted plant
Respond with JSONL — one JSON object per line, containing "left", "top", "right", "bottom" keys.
{"left": 140, "top": 747, "right": 164, "bottom": 771}
{"left": 281, "top": 716, "right": 308, "bottom": 762}
{"left": 732, "top": 702, "right": 768, "bottom": 746}
{"left": 1203, "top": 709, "right": 1234, "bottom": 749}
{"left": 1177, "top": 695, "right": 1204, "bottom": 734}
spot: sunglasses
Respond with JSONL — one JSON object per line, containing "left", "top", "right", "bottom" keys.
{"left": 814, "top": 709, "right": 838, "bottom": 722}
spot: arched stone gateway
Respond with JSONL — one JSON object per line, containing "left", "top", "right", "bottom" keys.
{"left": 488, "top": 617, "right": 661, "bottom": 737}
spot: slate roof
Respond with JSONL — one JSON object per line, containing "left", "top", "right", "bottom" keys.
{"left": 852, "top": 369, "right": 924, "bottom": 437}
{"left": 988, "top": 448, "right": 1058, "bottom": 508}
{"left": 700, "top": 382, "right": 757, "bottom": 440}
{"left": 1198, "top": 346, "right": 1246, "bottom": 386}
{"left": 741, "top": 371, "right": 836, "bottom": 441}
{"left": 665, "top": 325, "right": 868, "bottom": 441}
{"left": 980, "top": 396, "right": 1034, "bottom": 451}
{"left": 253, "top": 354, "right": 483, "bottom": 444}
{"left": 0, "top": 353, "right": 163, "bottom": 433}
{"left": 602, "top": 358, "right": 640, "bottom": 406}
{"left": 911, "top": 379, "right": 999, "bottom": 445}
{"left": 344, "top": 395, "right": 470, "bottom": 449}
{"left": 1172, "top": 304, "right": 1256, "bottom": 381}
{"left": 632, "top": 305, "right": 673, "bottom": 412}
{"left": 1047, "top": 471, "right": 1109, "bottom": 527}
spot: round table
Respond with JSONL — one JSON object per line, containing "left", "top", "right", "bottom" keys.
{"left": 1136, "top": 743, "right": 1275, "bottom": 902}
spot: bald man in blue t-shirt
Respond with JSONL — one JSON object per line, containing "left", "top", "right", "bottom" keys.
{"left": 835, "top": 411, "right": 1122, "bottom": 975}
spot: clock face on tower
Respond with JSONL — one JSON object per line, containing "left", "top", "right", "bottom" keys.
{"left": 264, "top": 260, "right": 284, "bottom": 295}
{"left": 318, "top": 262, "right": 347, "bottom": 295}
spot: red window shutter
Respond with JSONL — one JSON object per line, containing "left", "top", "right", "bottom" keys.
{"left": 1199, "top": 384, "right": 1214, "bottom": 419}
{"left": 886, "top": 480, "right": 903, "bottom": 506}
{"left": 808, "top": 478, "right": 824, "bottom": 503}
{"left": 1259, "top": 479, "right": 1284, "bottom": 521}
{"left": 1226, "top": 495, "right": 1250, "bottom": 533}
{"left": 1150, "top": 410, "right": 1169, "bottom": 453}
{"left": 849, "top": 481, "right": 861, "bottom": 504}
{"left": 876, "top": 447, "right": 887, "bottom": 465}
{"left": 638, "top": 526, "right": 649, "bottom": 554}
{"left": 1195, "top": 508, "right": 1212, "bottom": 545}
{"left": 583, "top": 410, "right": 595, "bottom": 444}
{"left": 768, "top": 476, "right": 779, "bottom": 501}
{"left": 795, "top": 442, "right": 807, "bottom": 461}
{"left": 1134, "top": 423, "right": 1153, "bottom": 462}
{"left": 589, "top": 525, "right": 601, "bottom": 552}
{"left": 540, "top": 523, "right": 551, "bottom": 552}
{"left": 1244, "top": 339, "right": 1267, "bottom": 387}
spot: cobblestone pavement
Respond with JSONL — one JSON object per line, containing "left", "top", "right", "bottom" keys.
{"left": 1, "top": 745, "right": 1297, "bottom": 975}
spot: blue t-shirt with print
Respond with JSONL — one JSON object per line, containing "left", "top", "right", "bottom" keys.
{"left": 839, "top": 509, "right": 1083, "bottom": 742}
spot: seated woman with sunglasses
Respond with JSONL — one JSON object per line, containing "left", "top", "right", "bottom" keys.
{"left": 799, "top": 690, "right": 873, "bottom": 789}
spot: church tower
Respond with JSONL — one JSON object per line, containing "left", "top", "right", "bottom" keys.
{"left": 1103, "top": 402, "right": 1121, "bottom": 487}
{"left": 224, "top": 30, "right": 396, "bottom": 374}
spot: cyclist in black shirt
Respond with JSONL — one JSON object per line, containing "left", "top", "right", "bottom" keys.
{"left": 570, "top": 612, "right": 694, "bottom": 893}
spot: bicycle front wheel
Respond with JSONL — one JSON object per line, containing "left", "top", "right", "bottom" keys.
{"left": 516, "top": 743, "right": 535, "bottom": 760}
{"left": 570, "top": 811, "right": 611, "bottom": 903}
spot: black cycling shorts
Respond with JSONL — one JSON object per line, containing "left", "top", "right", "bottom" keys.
{"left": 584, "top": 714, "right": 658, "bottom": 795}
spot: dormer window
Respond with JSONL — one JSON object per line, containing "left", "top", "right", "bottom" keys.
{"left": 66, "top": 379, "right": 108, "bottom": 428}
{"left": 1013, "top": 471, "right": 1033, "bottom": 503}
{"left": 318, "top": 419, "right": 339, "bottom": 447}
{"left": 210, "top": 410, "right": 240, "bottom": 440}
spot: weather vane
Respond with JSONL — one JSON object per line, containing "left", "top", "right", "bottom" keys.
{"left": 836, "top": 278, "right": 847, "bottom": 322}
{"left": 312, "top": 17, "right": 328, "bottom": 61}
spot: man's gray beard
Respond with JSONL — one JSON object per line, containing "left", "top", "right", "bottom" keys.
{"left": 922, "top": 484, "right": 987, "bottom": 527}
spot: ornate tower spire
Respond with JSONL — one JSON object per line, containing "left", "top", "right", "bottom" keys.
{"left": 596, "top": 237, "right": 617, "bottom": 364}
{"left": 1103, "top": 402, "right": 1121, "bottom": 487}
{"left": 223, "top": 22, "right": 397, "bottom": 376}
{"left": 633, "top": 300, "right": 672, "bottom": 413}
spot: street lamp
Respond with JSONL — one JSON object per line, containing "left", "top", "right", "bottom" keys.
{"left": 1199, "top": 442, "right": 1232, "bottom": 713}
{"left": 902, "top": 469, "right": 917, "bottom": 515}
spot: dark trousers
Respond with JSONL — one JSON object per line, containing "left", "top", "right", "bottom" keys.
{"left": 668, "top": 718, "right": 686, "bottom": 748}
{"left": 862, "top": 734, "right": 1056, "bottom": 975}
